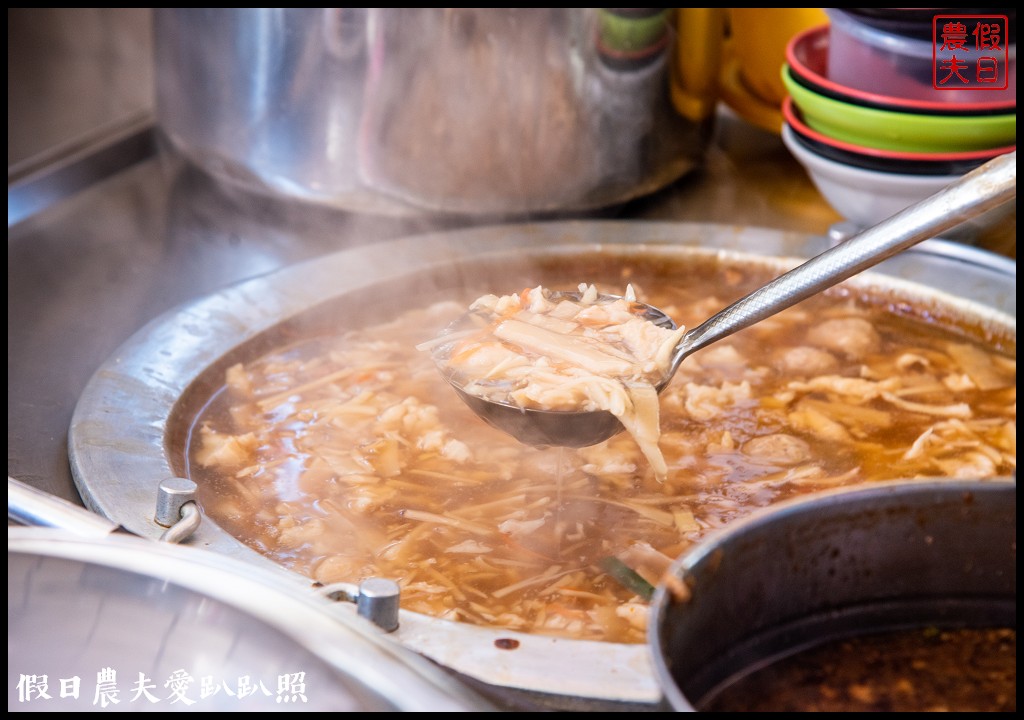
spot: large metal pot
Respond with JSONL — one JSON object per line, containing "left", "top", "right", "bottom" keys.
{"left": 153, "top": 8, "right": 721, "bottom": 217}
{"left": 67, "top": 221, "right": 1016, "bottom": 706}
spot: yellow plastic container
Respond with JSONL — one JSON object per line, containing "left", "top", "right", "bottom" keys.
{"left": 728, "top": 8, "right": 828, "bottom": 105}
{"left": 670, "top": 8, "right": 726, "bottom": 123}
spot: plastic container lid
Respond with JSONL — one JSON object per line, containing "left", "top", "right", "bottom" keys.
{"left": 825, "top": 9, "right": 1016, "bottom": 104}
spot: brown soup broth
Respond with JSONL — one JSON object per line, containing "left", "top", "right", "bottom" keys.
{"left": 185, "top": 256, "right": 1016, "bottom": 644}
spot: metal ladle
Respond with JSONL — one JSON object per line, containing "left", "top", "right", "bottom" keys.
{"left": 444, "top": 151, "right": 1016, "bottom": 448}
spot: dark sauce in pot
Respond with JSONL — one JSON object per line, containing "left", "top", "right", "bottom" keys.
{"left": 702, "top": 626, "right": 1016, "bottom": 712}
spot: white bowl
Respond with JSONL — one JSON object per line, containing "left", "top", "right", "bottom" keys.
{"left": 782, "top": 123, "right": 963, "bottom": 227}
{"left": 782, "top": 123, "right": 1016, "bottom": 241}
{"left": 782, "top": 126, "right": 1015, "bottom": 241}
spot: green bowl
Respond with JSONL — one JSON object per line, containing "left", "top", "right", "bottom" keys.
{"left": 782, "top": 66, "right": 1016, "bottom": 153}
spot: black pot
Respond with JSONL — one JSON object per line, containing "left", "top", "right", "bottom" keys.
{"left": 649, "top": 479, "right": 1016, "bottom": 711}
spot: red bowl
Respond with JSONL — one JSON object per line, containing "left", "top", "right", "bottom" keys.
{"left": 782, "top": 96, "right": 1016, "bottom": 175}
{"left": 787, "top": 25, "right": 1016, "bottom": 116}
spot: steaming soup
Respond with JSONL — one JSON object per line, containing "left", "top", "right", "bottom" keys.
{"left": 187, "top": 256, "right": 1015, "bottom": 644}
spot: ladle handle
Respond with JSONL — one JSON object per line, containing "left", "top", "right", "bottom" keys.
{"left": 672, "top": 150, "right": 1016, "bottom": 368}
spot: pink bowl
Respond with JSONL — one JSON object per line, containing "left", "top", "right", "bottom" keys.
{"left": 787, "top": 25, "right": 1016, "bottom": 116}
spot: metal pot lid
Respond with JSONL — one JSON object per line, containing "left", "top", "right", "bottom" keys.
{"left": 67, "top": 221, "right": 1016, "bottom": 703}
{"left": 8, "top": 526, "right": 493, "bottom": 712}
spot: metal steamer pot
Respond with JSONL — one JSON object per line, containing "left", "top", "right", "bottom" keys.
{"left": 153, "top": 8, "right": 721, "bottom": 217}
{"left": 7, "top": 484, "right": 494, "bottom": 713}
{"left": 68, "top": 222, "right": 1016, "bottom": 707}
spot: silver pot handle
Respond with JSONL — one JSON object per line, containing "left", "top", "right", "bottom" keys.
{"left": 320, "top": 578, "right": 402, "bottom": 633}
{"left": 8, "top": 475, "right": 202, "bottom": 544}
{"left": 8, "top": 475, "right": 121, "bottom": 539}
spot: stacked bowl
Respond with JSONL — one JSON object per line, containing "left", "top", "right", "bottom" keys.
{"left": 781, "top": 10, "right": 1015, "bottom": 232}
